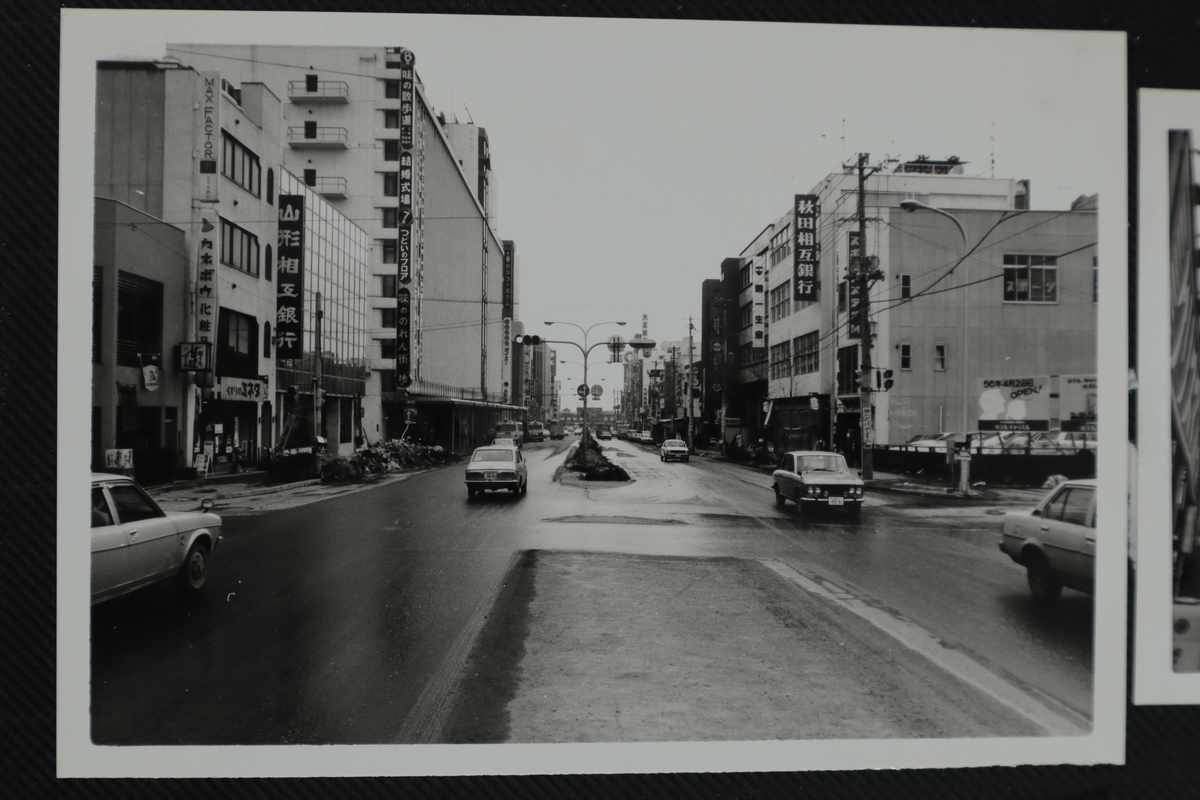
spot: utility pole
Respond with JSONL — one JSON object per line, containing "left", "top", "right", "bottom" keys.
{"left": 313, "top": 291, "right": 324, "bottom": 452}
{"left": 847, "top": 153, "right": 891, "bottom": 479}
{"left": 687, "top": 318, "right": 696, "bottom": 452}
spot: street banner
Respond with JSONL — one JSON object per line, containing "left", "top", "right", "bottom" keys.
{"left": 276, "top": 195, "right": 305, "bottom": 359}
{"left": 976, "top": 376, "right": 1051, "bottom": 431}
{"left": 396, "top": 287, "right": 412, "bottom": 388}
{"left": 138, "top": 353, "right": 160, "bottom": 391}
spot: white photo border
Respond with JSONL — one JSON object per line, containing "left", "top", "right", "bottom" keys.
{"left": 59, "top": 8, "right": 1128, "bottom": 776}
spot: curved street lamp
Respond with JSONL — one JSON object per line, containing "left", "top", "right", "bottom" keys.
{"left": 541, "top": 320, "right": 655, "bottom": 458}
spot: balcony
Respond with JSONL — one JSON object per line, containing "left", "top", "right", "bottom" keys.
{"left": 287, "top": 126, "right": 349, "bottom": 149}
{"left": 311, "top": 176, "right": 348, "bottom": 199}
{"left": 287, "top": 80, "right": 350, "bottom": 103}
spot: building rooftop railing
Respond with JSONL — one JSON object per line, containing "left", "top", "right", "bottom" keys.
{"left": 287, "top": 80, "right": 350, "bottom": 103}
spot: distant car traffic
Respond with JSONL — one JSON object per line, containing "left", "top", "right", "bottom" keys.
{"left": 636, "top": 430, "right": 654, "bottom": 445}
{"left": 904, "top": 433, "right": 960, "bottom": 449}
{"left": 91, "top": 473, "right": 223, "bottom": 604}
{"left": 660, "top": 439, "right": 690, "bottom": 462}
{"left": 597, "top": 427, "right": 613, "bottom": 440}
{"left": 527, "top": 422, "right": 547, "bottom": 442}
{"left": 999, "top": 478, "right": 1096, "bottom": 600}
{"left": 465, "top": 444, "right": 528, "bottom": 498}
{"left": 491, "top": 437, "right": 520, "bottom": 449}
{"left": 771, "top": 451, "right": 864, "bottom": 518}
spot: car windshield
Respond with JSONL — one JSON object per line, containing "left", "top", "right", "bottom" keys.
{"left": 472, "top": 449, "right": 514, "bottom": 463}
{"left": 664, "top": 440, "right": 685, "bottom": 447}
{"left": 796, "top": 455, "right": 848, "bottom": 473}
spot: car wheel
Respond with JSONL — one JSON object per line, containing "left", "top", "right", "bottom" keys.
{"left": 176, "top": 540, "right": 210, "bottom": 593}
{"left": 1026, "top": 553, "right": 1063, "bottom": 601}
{"left": 521, "top": 480, "right": 528, "bottom": 495}
{"left": 661, "top": 454, "right": 665, "bottom": 461}
{"left": 774, "top": 485, "right": 786, "bottom": 507}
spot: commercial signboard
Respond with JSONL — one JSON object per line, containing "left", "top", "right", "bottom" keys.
{"left": 502, "top": 240, "right": 515, "bottom": 318}
{"left": 395, "top": 287, "right": 412, "bottom": 388}
{"left": 793, "top": 194, "right": 820, "bottom": 302}
{"left": 194, "top": 215, "right": 219, "bottom": 368}
{"left": 977, "top": 376, "right": 1051, "bottom": 431}
{"left": 194, "top": 72, "right": 220, "bottom": 202}
{"left": 976, "top": 374, "right": 1097, "bottom": 432}
{"left": 276, "top": 195, "right": 305, "bottom": 360}
{"left": 847, "top": 231, "right": 865, "bottom": 338}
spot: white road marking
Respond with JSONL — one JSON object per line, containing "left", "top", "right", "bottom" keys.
{"left": 759, "top": 558, "right": 1091, "bottom": 737}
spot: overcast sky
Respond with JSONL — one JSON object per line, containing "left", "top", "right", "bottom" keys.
{"left": 65, "top": 11, "right": 1125, "bottom": 409}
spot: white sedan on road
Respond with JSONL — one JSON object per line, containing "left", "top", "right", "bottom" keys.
{"left": 660, "top": 439, "right": 690, "bottom": 462}
{"left": 771, "top": 451, "right": 865, "bottom": 518}
{"left": 999, "top": 478, "right": 1096, "bottom": 600}
{"left": 465, "top": 444, "right": 528, "bottom": 498}
{"left": 91, "top": 473, "right": 222, "bottom": 604}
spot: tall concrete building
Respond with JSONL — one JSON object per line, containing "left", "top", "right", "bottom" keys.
{"left": 163, "top": 45, "right": 520, "bottom": 449}
{"left": 710, "top": 156, "right": 1096, "bottom": 462}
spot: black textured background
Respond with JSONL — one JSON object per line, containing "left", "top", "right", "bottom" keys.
{"left": 8, "top": 0, "right": 1199, "bottom": 796}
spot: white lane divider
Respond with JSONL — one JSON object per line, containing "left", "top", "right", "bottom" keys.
{"left": 760, "top": 558, "right": 1091, "bottom": 737}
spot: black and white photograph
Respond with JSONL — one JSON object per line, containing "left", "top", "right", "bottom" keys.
{"left": 58, "top": 10, "right": 1127, "bottom": 777}
{"left": 1134, "top": 89, "right": 1200, "bottom": 703}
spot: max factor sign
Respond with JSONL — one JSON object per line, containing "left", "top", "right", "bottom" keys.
{"left": 195, "top": 72, "right": 220, "bottom": 202}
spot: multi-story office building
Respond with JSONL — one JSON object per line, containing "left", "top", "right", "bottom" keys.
{"left": 93, "top": 61, "right": 375, "bottom": 481}
{"left": 163, "top": 45, "right": 519, "bottom": 449}
{"left": 710, "top": 157, "right": 1097, "bottom": 462}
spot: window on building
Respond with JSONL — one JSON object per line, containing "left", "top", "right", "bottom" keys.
{"left": 739, "top": 263, "right": 752, "bottom": 289}
{"left": 934, "top": 343, "right": 947, "bottom": 371}
{"left": 770, "top": 341, "right": 792, "bottom": 379}
{"left": 900, "top": 274, "right": 911, "bottom": 299}
{"left": 384, "top": 109, "right": 400, "bottom": 128}
{"left": 263, "top": 322, "right": 272, "bottom": 358}
{"left": 769, "top": 281, "right": 792, "bottom": 323}
{"left": 378, "top": 369, "right": 396, "bottom": 391}
{"left": 1093, "top": 256, "right": 1098, "bottom": 303}
{"left": 380, "top": 274, "right": 397, "bottom": 297}
{"left": 385, "top": 79, "right": 400, "bottom": 99}
{"left": 900, "top": 343, "right": 912, "bottom": 370}
{"left": 383, "top": 208, "right": 398, "bottom": 228}
{"left": 838, "top": 280, "right": 847, "bottom": 313}
{"left": 303, "top": 169, "right": 316, "bottom": 186}
{"left": 739, "top": 301, "right": 753, "bottom": 329}
{"left": 266, "top": 168, "right": 274, "bottom": 205}
{"left": 382, "top": 240, "right": 397, "bottom": 264}
{"left": 220, "top": 218, "right": 260, "bottom": 276}
{"left": 769, "top": 225, "right": 791, "bottom": 266}
{"left": 1002, "top": 254, "right": 1058, "bottom": 303}
{"left": 217, "top": 308, "right": 258, "bottom": 379}
{"left": 383, "top": 173, "right": 398, "bottom": 196}
{"left": 265, "top": 245, "right": 272, "bottom": 282}
{"left": 115, "top": 271, "right": 162, "bottom": 368}
{"left": 383, "top": 140, "right": 399, "bottom": 161}
{"left": 220, "top": 131, "right": 261, "bottom": 196}
{"left": 380, "top": 307, "right": 396, "bottom": 328}
{"left": 93, "top": 266, "right": 103, "bottom": 364}
{"left": 305, "top": 74, "right": 318, "bottom": 92}
{"left": 794, "top": 331, "right": 820, "bottom": 375}
{"left": 380, "top": 338, "right": 397, "bottom": 360}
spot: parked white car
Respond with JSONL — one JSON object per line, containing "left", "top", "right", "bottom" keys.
{"left": 91, "top": 473, "right": 222, "bottom": 604}
{"left": 771, "top": 451, "right": 865, "bottom": 518}
{"left": 999, "top": 478, "right": 1096, "bottom": 599}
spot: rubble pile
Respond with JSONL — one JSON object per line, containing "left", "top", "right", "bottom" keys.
{"left": 320, "top": 440, "right": 459, "bottom": 483}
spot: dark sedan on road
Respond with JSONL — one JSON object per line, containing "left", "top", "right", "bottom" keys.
{"left": 999, "top": 478, "right": 1096, "bottom": 600}
{"left": 771, "top": 451, "right": 865, "bottom": 518}
{"left": 91, "top": 473, "right": 222, "bottom": 604}
{"left": 465, "top": 445, "right": 528, "bottom": 498}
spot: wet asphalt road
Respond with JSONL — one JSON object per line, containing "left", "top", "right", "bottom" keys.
{"left": 91, "top": 438, "right": 1092, "bottom": 744}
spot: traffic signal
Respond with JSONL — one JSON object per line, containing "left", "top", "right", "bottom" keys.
{"left": 883, "top": 369, "right": 894, "bottom": 391}
{"left": 516, "top": 334, "right": 541, "bottom": 346}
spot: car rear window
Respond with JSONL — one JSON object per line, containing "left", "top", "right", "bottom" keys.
{"left": 472, "top": 449, "right": 514, "bottom": 462}
{"left": 1046, "top": 486, "right": 1093, "bottom": 526}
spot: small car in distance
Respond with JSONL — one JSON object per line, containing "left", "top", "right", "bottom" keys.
{"left": 999, "top": 478, "right": 1096, "bottom": 600}
{"left": 771, "top": 451, "right": 865, "bottom": 518}
{"left": 491, "top": 437, "right": 521, "bottom": 450}
{"left": 465, "top": 444, "right": 528, "bottom": 498}
{"left": 660, "top": 439, "right": 690, "bottom": 462}
{"left": 596, "top": 426, "right": 613, "bottom": 441}
{"left": 91, "top": 473, "right": 223, "bottom": 604}
{"left": 636, "top": 430, "right": 654, "bottom": 445}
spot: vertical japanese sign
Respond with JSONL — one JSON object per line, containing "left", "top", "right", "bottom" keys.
{"left": 194, "top": 72, "right": 220, "bottom": 202}
{"left": 751, "top": 256, "right": 766, "bottom": 347}
{"left": 396, "top": 287, "right": 412, "bottom": 388}
{"left": 396, "top": 48, "right": 416, "bottom": 315}
{"left": 793, "top": 194, "right": 820, "bottom": 301}
{"left": 847, "top": 230, "right": 864, "bottom": 338}
{"left": 195, "top": 216, "right": 218, "bottom": 360}
{"left": 276, "top": 195, "right": 305, "bottom": 359}
{"left": 502, "top": 240, "right": 515, "bottom": 319}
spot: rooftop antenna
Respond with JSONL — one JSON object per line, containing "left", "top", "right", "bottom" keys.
{"left": 990, "top": 121, "right": 995, "bottom": 178}
{"left": 841, "top": 119, "right": 846, "bottom": 163}
{"left": 463, "top": 103, "right": 474, "bottom": 124}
